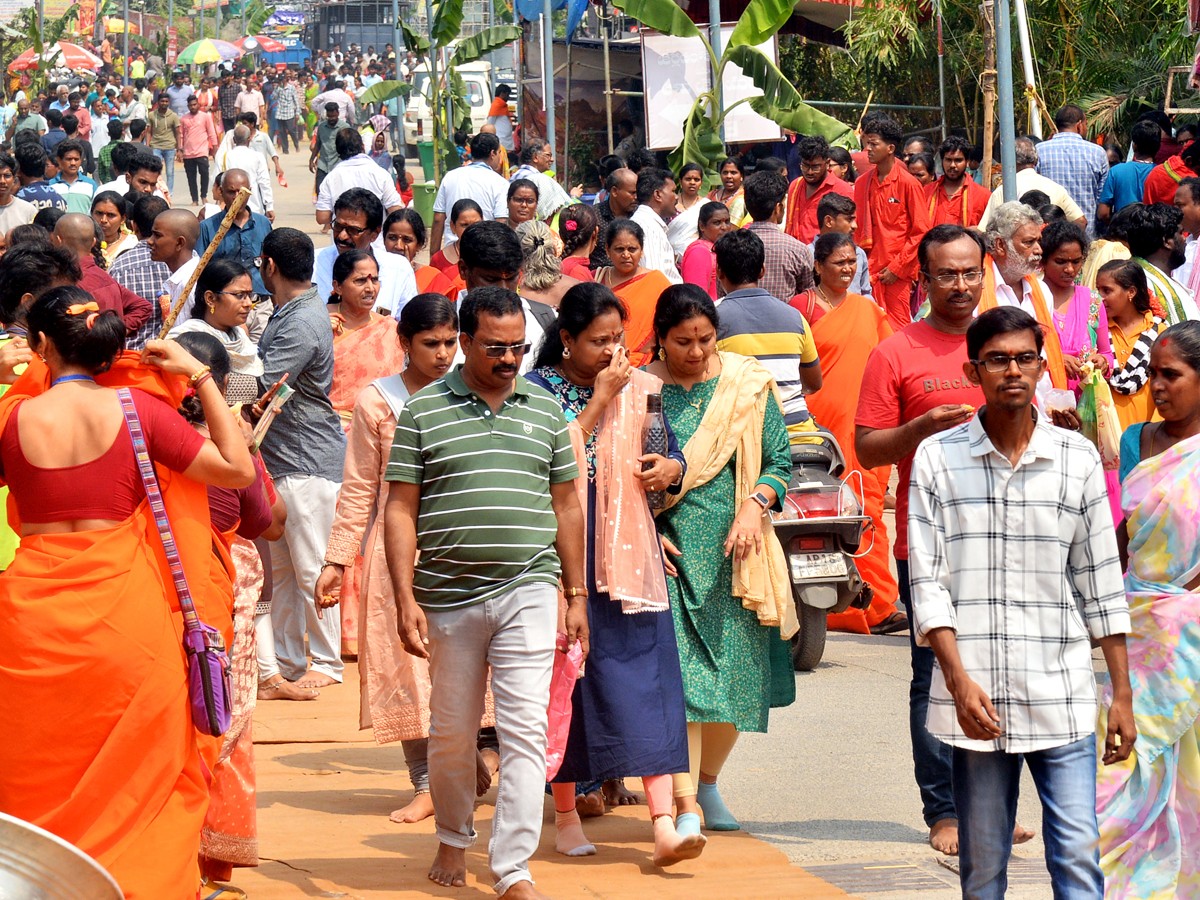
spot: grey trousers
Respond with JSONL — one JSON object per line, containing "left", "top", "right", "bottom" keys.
{"left": 425, "top": 581, "right": 557, "bottom": 895}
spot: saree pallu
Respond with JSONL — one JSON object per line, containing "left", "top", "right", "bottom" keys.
{"left": 800, "top": 292, "right": 900, "bottom": 634}
{"left": 610, "top": 269, "right": 672, "bottom": 369}
{"left": 1097, "top": 431, "right": 1200, "bottom": 898}
{"left": 0, "top": 508, "right": 208, "bottom": 900}
{"left": 414, "top": 264, "right": 455, "bottom": 298}
{"left": 330, "top": 316, "right": 406, "bottom": 656}
{"left": 200, "top": 535, "right": 262, "bottom": 873}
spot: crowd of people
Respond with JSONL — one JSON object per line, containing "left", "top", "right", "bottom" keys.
{"left": 0, "top": 69, "right": 1196, "bottom": 900}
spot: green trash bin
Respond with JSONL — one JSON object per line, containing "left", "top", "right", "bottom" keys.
{"left": 417, "top": 140, "right": 436, "bottom": 183}
{"left": 412, "top": 182, "right": 437, "bottom": 228}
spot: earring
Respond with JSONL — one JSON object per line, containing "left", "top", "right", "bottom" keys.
{"left": 657, "top": 347, "right": 666, "bottom": 361}
{"left": 207, "top": 305, "right": 215, "bottom": 314}
{"left": 562, "top": 346, "right": 571, "bottom": 360}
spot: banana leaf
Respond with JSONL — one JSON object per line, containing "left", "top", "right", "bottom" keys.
{"left": 357, "top": 79, "right": 413, "bottom": 105}
{"left": 400, "top": 20, "right": 430, "bottom": 54}
{"left": 727, "top": 0, "right": 797, "bottom": 49}
{"left": 667, "top": 101, "right": 724, "bottom": 187}
{"left": 449, "top": 25, "right": 523, "bottom": 67}
{"left": 725, "top": 45, "right": 855, "bottom": 146}
{"left": 431, "top": 0, "right": 466, "bottom": 50}
{"left": 612, "top": 0, "right": 701, "bottom": 39}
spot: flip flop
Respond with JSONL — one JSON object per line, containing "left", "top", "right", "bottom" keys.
{"left": 870, "top": 612, "right": 910, "bottom": 635}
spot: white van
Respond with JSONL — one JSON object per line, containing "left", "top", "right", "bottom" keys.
{"left": 403, "top": 60, "right": 493, "bottom": 149}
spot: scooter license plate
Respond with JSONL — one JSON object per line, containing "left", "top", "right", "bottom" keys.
{"left": 790, "top": 551, "right": 848, "bottom": 580}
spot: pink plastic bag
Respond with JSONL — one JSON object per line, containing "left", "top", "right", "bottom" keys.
{"left": 545, "top": 631, "right": 584, "bottom": 780}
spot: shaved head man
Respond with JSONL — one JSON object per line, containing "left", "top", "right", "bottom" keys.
{"left": 52, "top": 212, "right": 152, "bottom": 333}
{"left": 149, "top": 207, "right": 203, "bottom": 321}
{"left": 588, "top": 166, "right": 639, "bottom": 269}
{"left": 51, "top": 212, "right": 99, "bottom": 255}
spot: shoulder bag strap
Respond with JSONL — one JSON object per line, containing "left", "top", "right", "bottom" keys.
{"left": 117, "top": 387, "right": 201, "bottom": 632}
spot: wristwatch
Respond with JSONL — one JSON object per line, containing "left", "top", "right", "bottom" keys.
{"left": 749, "top": 491, "right": 771, "bottom": 511}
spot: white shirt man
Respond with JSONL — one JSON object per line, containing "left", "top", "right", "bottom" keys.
{"left": 631, "top": 203, "right": 683, "bottom": 283}
{"left": 510, "top": 163, "right": 574, "bottom": 220}
{"left": 310, "top": 85, "right": 356, "bottom": 124}
{"left": 316, "top": 154, "right": 404, "bottom": 217}
{"left": 432, "top": 160, "right": 509, "bottom": 246}
{"left": 314, "top": 244, "right": 417, "bottom": 317}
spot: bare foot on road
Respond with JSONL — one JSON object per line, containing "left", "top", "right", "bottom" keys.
{"left": 477, "top": 748, "right": 499, "bottom": 796}
{"left": 1013, "top": 823, "right": 1037, "bottom": 844}
{"left": 930, "top": 818, "right": 958, "bottom": 855}
{"left": 293, "top": 671, "right": 339, "bottom": 689}
{"left": 257, "top": 676, "right": 318, "bottom": 701}
{"left": 389, "top": 791, "right": 434, "bottom": 824}
{"left": 575, "top": 789, "right": 605, "bottom": 818}
{"left": 428, "top": 843, "right": 466, "bottom": 887}
{"left": 602, "top": 778, "right": 640, "bottom": 806}
{"left": 652, "top": 816, "right": 707, "bottom": 867}
{"left": 500, "top": 881, "right": 550, "bottom": 899}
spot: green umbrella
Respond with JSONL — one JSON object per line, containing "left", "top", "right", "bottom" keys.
{"left": 175, "top": 39, "right": 243, "bottom": 65}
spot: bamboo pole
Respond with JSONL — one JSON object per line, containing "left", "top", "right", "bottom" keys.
{"left": 980, "top": 0, "right": 997, "bottom": 189}
{"left": 158, "top": 187, "right": 252, "bottom": 339}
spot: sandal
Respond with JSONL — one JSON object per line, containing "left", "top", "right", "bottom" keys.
{"left": 870, "top": 612, "right": 910, "bottom": 635}
{"left": 257, "top": 676, "right": 319, "bottom": 701}
{"left": 202, "top": 878, "right": 248, "bottom": 900}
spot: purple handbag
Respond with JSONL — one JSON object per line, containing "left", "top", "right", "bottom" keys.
{"left": 119, "top": 388, "right": 232, "bottom": 737}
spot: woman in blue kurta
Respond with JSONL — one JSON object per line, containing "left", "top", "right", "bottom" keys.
{"left": 527, "top": 282, "right": 704, "bottom": 868}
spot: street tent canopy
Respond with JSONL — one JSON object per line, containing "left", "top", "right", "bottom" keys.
{"left": 102, "top": 17, "right": 141, "bottom": 35}
{"left": 235, "top": 35, "right": 287, "bottom": 53}
{"left": 8, "top": 42, "right": 103, "bottom": 72}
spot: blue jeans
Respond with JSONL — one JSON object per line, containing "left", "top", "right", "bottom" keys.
{"left": 897, "top": 559, "right": 956, "bottom": 827}
{"left": 954, "top": 737, "right": 1102, "bottom": 900}
{"left": 151, "top": 147, "right": 176, "bottom": 193}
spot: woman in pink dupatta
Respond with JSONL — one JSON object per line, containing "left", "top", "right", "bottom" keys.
{"left": 316, "top": 294, "right": 497, "bottom": 824}
{"left": 325, "top": 250, "right": 405, "bottom": 656}
{"left": 526, "top": 282, "right": 703, "bottom": 868}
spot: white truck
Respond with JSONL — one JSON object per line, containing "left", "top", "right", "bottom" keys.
{"left": 403, "top": 60, "right": 495, "bottom": 150}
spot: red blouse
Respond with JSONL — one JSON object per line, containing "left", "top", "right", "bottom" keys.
{"left": 1, "top": 389, "right": 206, "bottom": 523}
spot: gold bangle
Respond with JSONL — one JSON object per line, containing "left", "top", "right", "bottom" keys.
{"left": 188, "top": 365, "right": 212, "bottom": 386}
{"left": 564, "top": 586, "right": 587, "bottom": 599}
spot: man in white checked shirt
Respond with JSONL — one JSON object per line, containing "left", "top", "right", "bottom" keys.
{"left": 908, "top": 306, "right": 1135, "bottom": 899}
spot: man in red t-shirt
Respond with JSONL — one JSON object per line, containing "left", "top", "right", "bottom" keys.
{"left": 784, "top": 134, "right": 853, "bottom": 244}
{"left": 855, "top": 223, "right": 986, "bottom": 856}
{"left": 925, "top": 135, "right": 990, "bottom": 228}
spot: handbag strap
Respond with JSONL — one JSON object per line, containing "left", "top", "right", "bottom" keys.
{"left": 117, "top": 387, "right": 201, "bottom": 632}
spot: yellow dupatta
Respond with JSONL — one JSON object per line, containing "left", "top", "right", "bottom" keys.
{"left": 662, "top": 352, "right": 798, "bottom": 639}
{"left": 979, "top": 258, "right": 1068, "bottom": 389}
{"left": 567, "top": 368, "right": 670, "bottom": 614}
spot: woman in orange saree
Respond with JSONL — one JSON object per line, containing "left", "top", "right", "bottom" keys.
{"left": 327, "top": 249, "right": 406, "bottom": 657}
{"left": 790, "top": 234, "right": 905, "bottom": 635}
{"left": 0, "top": 289, "right": 255, "bottom": 900}
{"left": 174, "top": 332, "right": 286, "bottom": 898}
{"left": 593, "top": 219, "right": 672, "bottom": 368}
{"left": 383, "top": 208, "right": 457, "bottom": 299}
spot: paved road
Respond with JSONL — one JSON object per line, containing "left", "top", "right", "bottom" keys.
{"left": 255, "top": 167, "right": 1061, "bottom": 899}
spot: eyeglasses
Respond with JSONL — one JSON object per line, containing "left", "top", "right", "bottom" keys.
{"left": 971, "top": 352, "right": 1043, "bottom": 374}
{"left": 510, "top": 196, "right": 537, "bottom": 206}
{"left": 925, "top": 269, "right": 985, "bottom": 287}
{"left": 332, "top": 221, "right": 370, "bottom": 237}
{"left": 216, "top": 290, "right": 255, "bottom": 302}
{"left": 476, "top": 341, "right": 531, "bottom": 358}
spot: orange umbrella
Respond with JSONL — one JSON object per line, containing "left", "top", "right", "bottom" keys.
{"left": 8, "top": 42, "right": 103, "bottom": 72}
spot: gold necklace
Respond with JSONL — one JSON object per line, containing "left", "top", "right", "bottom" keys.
{"left": 664, "top": 357, "right": 710, "bottom": 412}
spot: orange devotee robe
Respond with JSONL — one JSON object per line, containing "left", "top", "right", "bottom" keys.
{"left": 784, "top": 172, "right": 854, "bottom": 244}
{"left": 791, "top": 290, "right": 900, "bottom": 633}
{"left": 924, "top": 176, "right": 990, "bottom": 228}
{"left": 0, "top": 354, "right": 232, "bottom": 900}
{"left": 414, "top": 263, "right": 456, "bottom": 297}
{"left": 854, "top": 162, "right": 932, "bottom": 332}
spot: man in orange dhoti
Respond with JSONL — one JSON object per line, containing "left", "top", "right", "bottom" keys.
{"left": 854, "top": 114, "right": 932, "bottom": 332}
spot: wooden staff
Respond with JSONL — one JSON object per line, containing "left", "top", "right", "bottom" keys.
{"left": 158, "top": 186, "right": 254, "bottom": 340}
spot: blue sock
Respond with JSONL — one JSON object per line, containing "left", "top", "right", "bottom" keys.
{"left": 696, "top": 781, "right": 740, "bottom": 831}
{"left": 675, "top": 812, "right": 701, "bottom": 837}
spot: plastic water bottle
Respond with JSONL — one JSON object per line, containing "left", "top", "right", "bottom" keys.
{"left": 642, "top": 393, "right": 668, "bottom": 510}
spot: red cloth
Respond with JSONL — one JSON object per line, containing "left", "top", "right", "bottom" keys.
{"left": 1142, "top": 152, "right": 1198, "bottom": 205}
{"left": 924, "top": 176, "right": 990, "bottom": 228}
{"left": 0, "top": 387, "right": 204, "bottom": 522}
{"left": 854, "top": 321, "right": 984, "bottom": 559}
{"left": 560, "top": 256, "right": 594, "bottom": 282}
{"left": 79, "top": 256, "right": 153, "bottom": 334}
{"left": 784, "top": 172, "right": 853, "bottom": 244}
{"left": 428, "top": 248, "right": 455, "bottom": 275}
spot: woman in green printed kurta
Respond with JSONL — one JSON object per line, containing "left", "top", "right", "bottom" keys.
{"left": 646, "top": 284, "right": 795, "bottom": 835}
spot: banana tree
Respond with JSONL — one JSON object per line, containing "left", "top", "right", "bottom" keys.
{"left": 386, "top": 2, "right": 521, "bottom": 182}
{"left": 613, "top": 0, "right": 854, "bottom": 181}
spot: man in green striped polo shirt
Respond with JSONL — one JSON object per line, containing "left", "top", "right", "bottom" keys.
{"left": 384, "top": 286, "right": 588, "bottom": 898}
